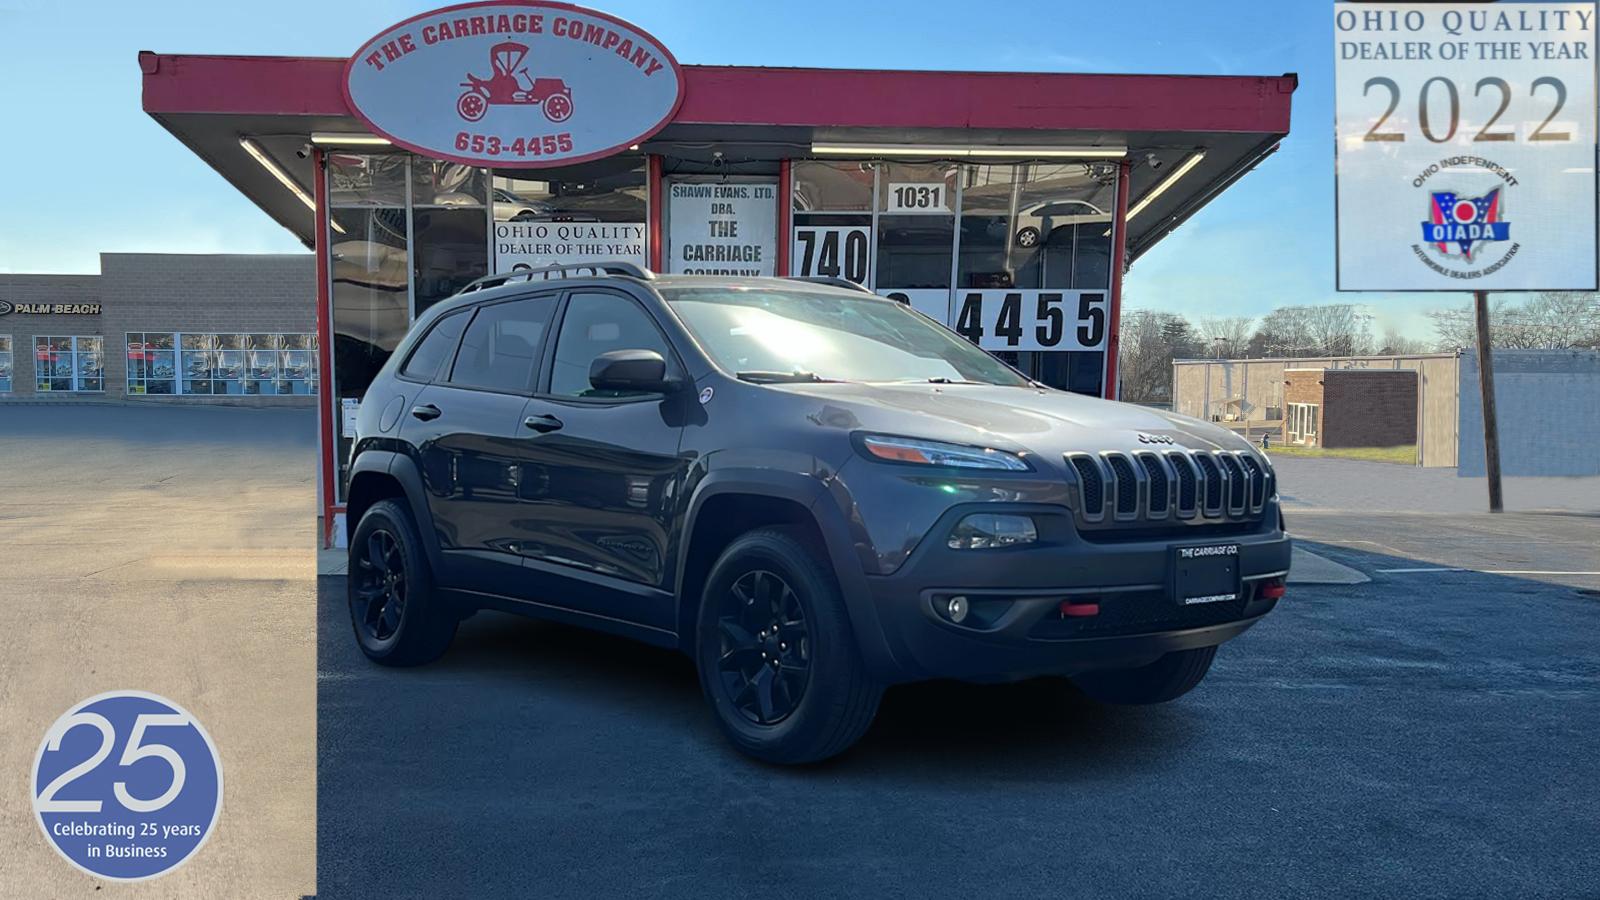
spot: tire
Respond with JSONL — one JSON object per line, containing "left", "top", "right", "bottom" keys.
{"left": 1071, "top": 646, "right": 1217, "bottom": 705}
{"left": 694, "top": 527, "right": 882, "bottom": 764}
{"left": 1015, "top": 226, "right": 1041, "bottom": 248}
{"left": 347, "top": 499, "right": 457, "bottom": 667}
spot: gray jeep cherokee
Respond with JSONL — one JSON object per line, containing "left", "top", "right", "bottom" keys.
{"left": 345, "top": 263, "right": 1291, "bottom": 764}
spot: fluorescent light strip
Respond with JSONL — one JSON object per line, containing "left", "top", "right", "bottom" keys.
{"left": 310, "top": 132, "right": 393, "bottom": 146}
{"left": 239, "top": 137, "right": 343, "bottom": 234}
{"left": 810, "top": 143, "right": 1125, "bottom": 159}
{"left": 1126, "top": 151, "right": 1206, "bottom": 221}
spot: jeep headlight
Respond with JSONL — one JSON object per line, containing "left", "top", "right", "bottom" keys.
{"left": 858, "top": 434, "right": 1030, "bottom": 471}
{"left": 947, "top": 513, "right": 1038, "bottom": 550}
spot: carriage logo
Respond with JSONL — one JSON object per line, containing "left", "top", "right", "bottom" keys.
{"left": 0, "top": 301, "right": 12, "bottom": 317}
{"left": 456, "top": 41, "right": 574, "bottom": 124}
{"left": 1419, "top": 188, "right": 1510, "bottom": 262}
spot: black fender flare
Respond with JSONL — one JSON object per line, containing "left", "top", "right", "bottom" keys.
{"left": 347, "top": 449, "right": 444, "bottom": 573}
{"left": 676, "top": 469, "right": 901, "bottom": 677}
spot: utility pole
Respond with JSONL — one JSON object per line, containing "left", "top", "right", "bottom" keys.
{"left": 1473, "top": 290, "right": 1503, "bottom": 513}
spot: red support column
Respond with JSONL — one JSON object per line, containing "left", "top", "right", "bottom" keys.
{"left": 312, "top": 149, "right": 338, "bottom": 548}
{"left": 1102, "top": 159, "right": 1132, "bottom": 400}
{"left": 777, "top": 159, "right": 793, "bottom": 276}
{"left": 647, "top": 154, "right": 664, "bottom": 272}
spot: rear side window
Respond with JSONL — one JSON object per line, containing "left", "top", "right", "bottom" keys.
{"left": 400, "top": 310, "right": 468, "bottom": 381}
{"left": 447, "top": 296, "right": 557, "bottom": 393}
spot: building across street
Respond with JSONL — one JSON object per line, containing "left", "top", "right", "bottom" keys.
{"left": 1173, "top": 350, "right": 1600, "bottom": 474}
{"left": 0, "top": 253, "right": 315, "bottom": 404}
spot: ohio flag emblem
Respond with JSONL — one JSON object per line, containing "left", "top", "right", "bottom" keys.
{"left": 1419, "top": 189, "right": 1510, "bottom": 261}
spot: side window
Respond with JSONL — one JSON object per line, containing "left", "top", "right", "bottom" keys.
{"left": 400, "top": 310, "right": 468, "bottom": 381}
{"left": 447, "top": 296, "right": 556, "bottom": 393}
{"left": 549, "top": 292, "right": 674, "bottom": 399}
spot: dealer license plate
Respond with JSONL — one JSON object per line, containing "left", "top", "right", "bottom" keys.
{"left": 1172, "top": 543, "right": 1241, "bottom": 605}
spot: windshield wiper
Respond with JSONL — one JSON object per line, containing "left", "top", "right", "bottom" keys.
{"left": 923, "top": 377, "right": 986, "bottom": 385}
{"left": 736, "top": 370, "right": 841, "bottom": 384}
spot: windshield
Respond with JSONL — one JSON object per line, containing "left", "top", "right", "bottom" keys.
{"left": 663, "top": 287, "right": 1030, "bottom": 386}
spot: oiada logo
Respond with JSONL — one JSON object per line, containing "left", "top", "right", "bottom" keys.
{"left": 343, "top": 1, "right": 684, "bottom": 168}
{"left": 1416, "top": 182, "right": 1516, "bottom": 278}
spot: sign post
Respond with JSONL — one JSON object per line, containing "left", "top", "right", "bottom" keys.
{"left": 1473, "top": 290, "right": 1504, "bottom": 512}
{"left": 1333, "top": 1, "right": 1597, "bottom": 510}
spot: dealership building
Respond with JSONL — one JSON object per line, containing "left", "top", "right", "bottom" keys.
{"left": 0, "top": 253, "right": 315, "bottom": 403}
{"left": 136, "top": 2, "right": 1296, "bottom": 543}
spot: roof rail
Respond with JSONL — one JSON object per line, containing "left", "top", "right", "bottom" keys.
{"left": 786, "top": 276, "right": 876, "bottom": 294}
{"left": 459, "top": 261, "right": 655, "bottom": 295}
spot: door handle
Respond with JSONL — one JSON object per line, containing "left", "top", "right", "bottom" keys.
{"left": 410, "top": 404, "right": 442, "bottom": 422}
{"left": 523, "top": 414, "right": 563, "bottom": 433}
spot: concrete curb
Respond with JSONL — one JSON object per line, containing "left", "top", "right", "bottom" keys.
{"left": 1289, "top": 546, "right": 1370, "bottom": 585}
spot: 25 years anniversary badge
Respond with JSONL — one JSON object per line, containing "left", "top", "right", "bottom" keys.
{"left": 32, "top": 691, "right": 223, "bottom": 881}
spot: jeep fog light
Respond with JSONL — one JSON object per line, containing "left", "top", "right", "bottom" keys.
{"left": 947, "top": 514, "right": 1037, "bottom": 550}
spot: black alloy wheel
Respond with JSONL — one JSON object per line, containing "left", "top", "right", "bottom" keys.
{"left": 353, "top": 529, "right": 406, "bottom": 643}
{"left": 715, "top": 569, "right": 812, "bottom": 725}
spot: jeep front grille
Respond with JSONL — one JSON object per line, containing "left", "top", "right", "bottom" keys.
{"left": 1065, "top": 449, "right": 1272, "bottom": 528}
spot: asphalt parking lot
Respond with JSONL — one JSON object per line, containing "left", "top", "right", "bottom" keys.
{"left": 318, "top": 458, "right": 1600, "bottom": 899}
{"left": 0, "top": 404, "right": 317, "bottom": 898}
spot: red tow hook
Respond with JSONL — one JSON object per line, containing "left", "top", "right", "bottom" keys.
{"left": 1059, "top": 600, "right": 1100, "bottom": 618}
{"left": 1259, "top": 579, "right": 1287, "bottom": 600}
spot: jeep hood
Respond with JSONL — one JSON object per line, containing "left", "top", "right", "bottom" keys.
{"left": 773, "top": 382, "right": 1255, "bottom": 459}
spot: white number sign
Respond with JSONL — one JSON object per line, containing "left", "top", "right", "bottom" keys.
{"left": 791, "top": 226, "right": 871, "bottom": 285}
{"left": 1334, "top": 2, "right": 1597, "bottom": 290}
{"left": 950, "top": 290, "right": 1107, "bottom": 352}
{"left": 885, "top": 183, "right": 951, "bottom": 214}
{"left": 875, "top": 288, "right": 949, "bottom": 321}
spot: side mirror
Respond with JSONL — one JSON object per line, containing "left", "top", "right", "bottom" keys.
{"left": 588, "top": 349, "right": 679, "bottom": 394}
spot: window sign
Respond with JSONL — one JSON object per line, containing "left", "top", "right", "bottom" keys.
{"left": 0, "top": 334, "right": 12, "bottom": 392}
{"left": 949, "top": 290, "right": 1108, "bottom": 353}
{"left": 1334, "top": 2, "right": 1597, "bottom": 291}
{"left": 667, "top": 181, "right": 777, "bottom": 276}
{"left": 791, "top": 225, "right": 872, "bottom": 286}
{"left": 885, "top": 182, "right": 952, "bottom": 214}
{"left": 494, "top": 221, "right": 647, "bottom": 272}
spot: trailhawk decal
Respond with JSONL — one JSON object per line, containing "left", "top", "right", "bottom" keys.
{"left": 343, "top": 1, "right": 684, "bottom": 168}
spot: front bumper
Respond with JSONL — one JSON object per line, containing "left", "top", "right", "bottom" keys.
{"left": 850, "top": 503, "right": 1291, "bottom": 683}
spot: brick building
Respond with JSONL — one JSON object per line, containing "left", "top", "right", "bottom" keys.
{"left": 0, "top": 253, "right": 315, "bottom": 405}
{"left": 1282, "top": 367, "right": 1418, "bottom": 449}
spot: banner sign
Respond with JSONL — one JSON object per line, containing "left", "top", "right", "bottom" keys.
{"left": 344, "top": 1, "right": 684, "bottom": 167}
{"left": 1334, "top": 2, "right": 1597, "bottom": 291}
{"left": 667, "top": 182, "right": 778, "bottom": 276}
{"left": 493, "top": 220, "right": 646, "bottom": 272}
{"left": 876, "top": 288, "right": 950, "bottom": 322}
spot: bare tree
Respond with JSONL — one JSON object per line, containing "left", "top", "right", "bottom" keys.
{"left": 1196, "top": 316, "right": 1255, "bottom": 358}
{"left": 1428, "top": 292, "right": 1600, "bottom": 350}
{"left": 1248, "top": 304, "right": 1372, "bottom": 357}
{"left": 1376, "top": 327, "right": 1431, "bottom": 356}
{"left": 1118, "top": 309, "right": 1200, "bottom": 403}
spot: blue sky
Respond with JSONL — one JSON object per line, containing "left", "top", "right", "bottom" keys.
{"left": 0, "top": 0, "right": 1445, "bottom": 337}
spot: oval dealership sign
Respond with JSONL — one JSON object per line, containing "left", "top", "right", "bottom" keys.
{"left": 343, "top": 1, "right": 684, "bottom": 167}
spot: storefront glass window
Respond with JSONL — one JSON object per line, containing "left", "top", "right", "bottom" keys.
{"left": 0, "top": 335, "right": 12, "bottom": 392}
{"left": 791, "top": 161, "right": 875, "bottom": 288}
{"left": 328, "top": 153, "right": 408, "bottom": 206}
{"left": 875, "top": 163, "right": 958, "bottom": 319}
{"left": 792, "top": 161, "right": 873, "bottom": 212}
{"left": 956, "top": 162, "right": 1116, "bottom": 395}
{"left": 35, "top": 335, "right": 102, "bottom": 392}
{"left": 150, "top": 333, "right": 317, "bottom": 396}
{"left": 329, "top": 153, "right": 411, "bottom": 497}
{"left": 126, "top": 332, "right": 177, "bottom": 395}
